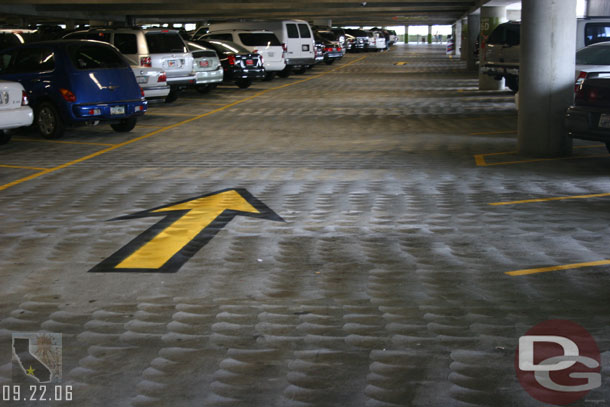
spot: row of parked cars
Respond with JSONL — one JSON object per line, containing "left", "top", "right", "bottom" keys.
{"left": 0, "top": 20, "right": 363, "bottom": 143}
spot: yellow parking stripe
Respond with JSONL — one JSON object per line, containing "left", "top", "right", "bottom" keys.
{"left": 506, "top": 260, "right": 610, "bottom": 276}
{"left": 0, "top": 164, "right": 49, "bottom": 171}
{"left": 490, "top": 191, "right": 610, "bottom": 206}
{"left": 0, "top": 56, "right": 367, "bottom": 192}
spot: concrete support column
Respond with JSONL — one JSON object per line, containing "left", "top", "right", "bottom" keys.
{"left": 454, "top": 20, "right": 462, "bottom": 56}
{"left": 404, "top": 25, "right": 409, "bottom": 44}
{"left": 479, "top": 6, "right": 507, "bottom": 90}
{"left": 466, "top": 14, "right": 479, "bottom": 71}
{"left": 428, "top": 25, "right": 432, "bottom": 44}
{"left": 518, "top": 0, "right": 577, "bottom": 156}
{"left": 460, "top": 18, "right": 468, "bottom": 60}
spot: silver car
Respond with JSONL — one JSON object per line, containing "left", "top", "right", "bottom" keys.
{"left": 186, "top": 42, "right": 224, "bottom": 93}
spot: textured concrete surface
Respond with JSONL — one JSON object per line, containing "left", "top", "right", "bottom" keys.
{"left": 0, "top": 44, "right": 609, "bottom": 406}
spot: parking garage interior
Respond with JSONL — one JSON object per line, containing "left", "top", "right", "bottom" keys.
{"left": 1, "top": 0, "right": 610, "bottom": 406}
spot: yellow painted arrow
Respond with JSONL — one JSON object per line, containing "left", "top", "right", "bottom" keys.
{"left": 115, "top": 190, "right": 260, "bottom": 269}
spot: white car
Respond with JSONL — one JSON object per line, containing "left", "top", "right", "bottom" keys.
{"left": 0, "top": 80, "right": 33, "bottom": 144}
{"left": 186, "top": 42, "right": 224, "bottom": 92}
{"left": 200, "top": 30, "right": 285, "bottom": 80}
{"left": 575, "top": 42, "right": 610, "bottom": 90}
{"left": 127, "top": 59, "right": 170, "bottom": 100}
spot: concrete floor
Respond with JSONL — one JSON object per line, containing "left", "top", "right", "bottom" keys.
{"left": 0, "top": 44, "right": 609, "bottom": 406}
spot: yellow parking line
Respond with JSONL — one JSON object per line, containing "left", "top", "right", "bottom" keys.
{"left": 0, "top": 164, "right": 49, "bottom": 171}
{"left": 475, "top": 146, "right": 608, "bottom": 167}
{"left": 0, "top": 55, "right": 367, "bottom": 192}
{"left": 506, "top": 260, "right": 610, "bottom": 276}
{"left": 490, "top": 191, "right": 610, "bottom": 206}
{"left": 197, "top": 102, "right": 230, "bottom": 106}
{"left": 12, "top": 138, "right": 115, "bottom": 147}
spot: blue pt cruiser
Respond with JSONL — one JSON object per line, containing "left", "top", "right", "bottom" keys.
{"left": 0, "top": 40, "right": 147, "bottom": 139}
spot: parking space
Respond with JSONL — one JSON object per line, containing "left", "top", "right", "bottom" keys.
{"left": 1, "top": 44, "right": 610, "bottom": 406}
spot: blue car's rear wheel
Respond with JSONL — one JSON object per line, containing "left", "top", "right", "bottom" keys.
{"left": 36, "top": 102, "right": 64, "bottom": 139}
{"left": 111, "top": 117, "right": 137, "bottom": 133}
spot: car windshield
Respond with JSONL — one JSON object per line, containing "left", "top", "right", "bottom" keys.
{"left": 238, "top": 33, "right": 280, "bottom": 47}
{"left": 317, "top": 32, "right": 337, "bottom": 41}
{"left": 207, "top": 40, "right": 249, "bottom": 54}
{"left": 69, "top": 43, "right": 127, "bottom": 70}
{"left": 576, "top": 45, "right": 610, "bottom": 65}
{"left": 145, "top": 32, "right": 187, "bottom": 53}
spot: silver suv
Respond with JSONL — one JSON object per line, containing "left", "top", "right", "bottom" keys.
{"left": 64, "top": 28, "right": 195, "bottom": 102}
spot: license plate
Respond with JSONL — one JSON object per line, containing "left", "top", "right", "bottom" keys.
{"left": 246, "top": 59, "right": 254, "bottom": 66}
{"left": 167, "top": 59, "right": 176, "bottom": 67}
{"left": 110, "top": 106, "right": 125, "bottom": 115}
{"left": 137, "top": 76, "right": 147, "bottom": 84}
{"left": 267, "top": 52, "right": 274, "bottom": 57}
{"left": 302, "top": 45, "right": 310, "bottom": 51}
{"left": 199, "top": 60, "right": 209, "bottom": 68}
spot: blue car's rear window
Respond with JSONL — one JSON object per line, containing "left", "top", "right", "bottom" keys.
{"left": 69, "top": 43, "right": 127, "bottom": 70}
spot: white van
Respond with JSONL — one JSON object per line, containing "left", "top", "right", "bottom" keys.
{"left": 208, "top": 20, "right": 315, "bottom": 76}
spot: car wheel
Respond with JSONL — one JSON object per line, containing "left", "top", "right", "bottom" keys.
{"left": 325, "top": 59, "right": 334, "bottom": 65}
{"left": 36, "top": 102, "right": 64, "bottom": 139}
{"left": 165, "top": 89, "right": 179, "bottom": 103}
{"left": 196, "top": 85, "right": 210, "bottom": 94}
{"left": 111, "top": 117, "right": 137, "bottom": 133}
{"left": 277, "top": 67, "right": 291, "bottom": 78}
{"left": 0, "top": 130, "right": 11, "bottom": 145}
{"left": 263, "top": 72, "right": 276, "bottom": 81}
{"left": 236, "top": 79, "right": 252, "bottom": 89}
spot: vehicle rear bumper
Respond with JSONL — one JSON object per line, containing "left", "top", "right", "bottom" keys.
{"left": 71, "top": 100, "right": 147, "bottom": 121}
{"left": 286, "top": 58, "right": 315, "bottom": 67}
{"left": 166, "top": 75, "right": 197, "bottom": 86}
{"left": 264, "top": 61, "right": 287, "bottom": 72}
{"left": 225, "top": 68, "right": 265, "bottom": 81}
{"left": 195, "top": 69, "right": 224, "bottom": 85}
{"left": 565, "top": 105, "right": 610, "bottom": 142}
{"left": 0, "top": 106, "right": 33, "bottom": 130}
{"left": 325, "top": 51, "right": 343, "bottom": 59}
{"left": 143, "top": 86, "right": 170, "bottom": 99}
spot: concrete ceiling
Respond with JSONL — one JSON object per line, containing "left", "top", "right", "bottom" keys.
{"left": 0, "top": 0, "right": 505, "bottom": 27}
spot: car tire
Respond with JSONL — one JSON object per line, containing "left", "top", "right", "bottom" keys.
{"left": 36, "top": 102, "right": 64, "bottom": 139}
{"left": 111, "top": 117, "right": 137, "bottom": 133}
{"left": 325, "top": 59, "right": 334, "bottom": 65}
{"left": 263, "top": 72, "right": 276, "bottom": 81}
{"left": 196, "top": 85, "right": 210, "bottom": 94}
{"left": 0, "top": 130, "right": 11, "bottom": 145}
{"left": 165, "top": 89, "right": 179, "bottom": 103}
{"left": 277, "top": 67, "right": 291, "bottom": 78}
{"left": 236, "top": 79, "right": 252, "bottom": 89}
{"left": 605, "top": 143, "right": 610, "bottom": 154}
